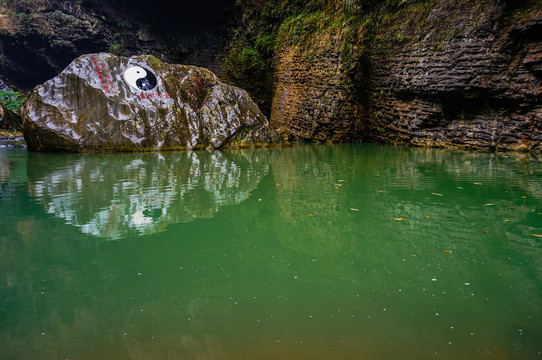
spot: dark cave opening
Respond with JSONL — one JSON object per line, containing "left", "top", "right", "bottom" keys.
{"left": 84, "top": 0, "right": 237, "bottom": 28}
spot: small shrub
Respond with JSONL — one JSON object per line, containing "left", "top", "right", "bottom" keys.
{"left": 0, "top": 89, "right": 27, "bottom": 113}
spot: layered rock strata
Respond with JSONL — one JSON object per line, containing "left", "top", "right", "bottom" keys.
{"left": 270, "top": 0, "right": 542, "bottom": 151}
{"left": 368, "top": 1, "right": 542, "bottom": 151}
{"left": 271, "top": 26, "right": 365, "bottom": 142}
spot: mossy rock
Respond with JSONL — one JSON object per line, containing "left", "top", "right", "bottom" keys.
{"left": 21, "top": 53, "right": 285, "bottom": 152}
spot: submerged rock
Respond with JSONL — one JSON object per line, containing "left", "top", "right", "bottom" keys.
{"left": 21, "top": 53, "right": 284, "bottom": 152}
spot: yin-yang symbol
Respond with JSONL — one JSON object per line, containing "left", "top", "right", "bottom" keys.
{"left": 124, "top": 66, "right": 157, "bottom": 91}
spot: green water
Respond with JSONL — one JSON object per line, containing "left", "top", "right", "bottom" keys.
{"left": 1, "top": 144, "right": 541, "bottom": 360}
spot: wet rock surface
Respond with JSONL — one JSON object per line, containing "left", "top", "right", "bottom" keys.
{"left": 0, "top": 102, "right": 22, "bottom": 131}
{"left": 21, "top": 53, "right": 284, "bottom": 152}
{"left": 271, "top": 26, "right": 365, "bottom": 143}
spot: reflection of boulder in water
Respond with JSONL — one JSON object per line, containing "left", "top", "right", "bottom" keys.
{"left": 27, "top": 150, "right": 268, "bottom": 239}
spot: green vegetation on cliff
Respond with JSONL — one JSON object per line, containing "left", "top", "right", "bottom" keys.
{"left": 221, "top": 0, "right": 439, "bottom": 114}
{"left": 0, "top": 89, "right": 26, "bottom": 113}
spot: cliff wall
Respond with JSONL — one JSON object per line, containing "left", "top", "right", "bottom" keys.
{"left": 271, "top": 22, "right": 365, "bottom": 142}
{"left": 269, "top": 0, "right": 542, "bottom": 151}
{"left": 367, "top": 0, "right": 542, "bottom": 151}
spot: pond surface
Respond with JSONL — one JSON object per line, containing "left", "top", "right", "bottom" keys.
{"left": 1, "top": 144, "right": 541, "bottom": 360}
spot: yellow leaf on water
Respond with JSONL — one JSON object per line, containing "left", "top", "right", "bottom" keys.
{"left": 306, "top": 214, "right": 313, "bottom": 217}
{"left": 503, "top": 219, "right": 510, "bottom": 222}
{"left": 351, "top": 208, "right": 359, "bottom": 211}
{"left": 529, "top": 233, "right": 542, "bottom": 237}
{"left": 394, "top": 217, "right": 408, "bottom": 221}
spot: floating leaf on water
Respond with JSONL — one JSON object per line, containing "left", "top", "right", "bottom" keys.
{"left": 394, "top": 217, "right": 408, "bottom": 221}
{"left": 457, "top": 187, "right": 464, "bottom": 189}
{"left": 424, "top": 216, "right": 430, "bottom": 218}
{"left": 432, "top": 193, "right": 443, "bottom": 196}
{"left": 350, "top": 208, "right": 359, "bottom": 211}
{"left": 443, "top": 250, "right": 452, "bottom": 253}
{"left": 484, "top": 203, "right": 494, "bottom": 206}
{"left": 521, "top": 196, "right": 527, "bottom": 199}
{"left": 503, "top": 219, "right": 510, "bottom": 222}
{"left": 529, "top": 233, "right": 542, "bottom": 237}
{"left": 474, "top": 182, "right": 482, "bottom": 185}
{"left": 338, "top": 180, "right": 347, "bottom": 182}
{"left": 483, "top": 230, "right": 487, "bottom": 234}
{"left": 306, "top": 214, "right": 313, "bottom": 217}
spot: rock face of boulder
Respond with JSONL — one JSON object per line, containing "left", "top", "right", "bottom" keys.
{"left": 21, "top": 53, "right": 284, "bottom": 152}
{"left": 0, "top": 102, "right": 22, "bottom": 131}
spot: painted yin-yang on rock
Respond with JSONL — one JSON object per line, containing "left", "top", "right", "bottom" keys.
{"left": 124, "top": 66, "right": 157, "bottom": 91}
{"left": 20, "top": 53, "right": 285, "bottom": 152}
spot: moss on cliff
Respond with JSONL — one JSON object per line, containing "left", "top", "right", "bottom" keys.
{"left": 220, "top": 0, "right": 440, "bottom": 115}
{"left": 221, "top": 0, "right": 359, "bottom": 115}
{"left": 222, "top": 0, "right": 542, "bottom": 150}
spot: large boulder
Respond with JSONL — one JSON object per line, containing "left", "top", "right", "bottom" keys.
{"left": 21, "top": 53, "right": 284, "bottom": 152}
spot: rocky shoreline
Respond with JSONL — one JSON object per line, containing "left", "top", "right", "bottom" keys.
{"left": 0, "top": 130, "right": 25, "bottom": 149}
